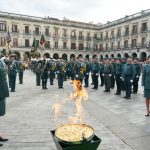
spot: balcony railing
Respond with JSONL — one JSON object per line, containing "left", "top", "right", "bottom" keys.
{"left": 12, "top": 30, "right": 19, "bottom": 33}
{"left": 70, "top": 35, "right": 76, "bottom": 40}
{"left": 131, "top": 32, "right": 138, "bottom": 36}
{"left": 23, "top": 30, "right": 32, "bottom": 36}
{"left": 93, "top": 37, "right": 101, "bottom": 42}
{"left": 62, "top": 34, "right": 69, "bottom": 39}
{"left": 33, "top": 31, "right": 41, "bottom": 36}
{"left": 86, "top": 37, "right": 92, "bottom": 41}
{"left": 141, "top": 28, "right": 148, "bottom": 33}
{"left": 116, "top": 34, "right": 122, "bottom": 38}
{"left": 123, "top": 32, "right": 130, "bottom": 37}
{"left": 78, "top": 36, "right": 84, "bottom": 41}
{"left": 44, "top": 32, "right": 51, "bottom": 37}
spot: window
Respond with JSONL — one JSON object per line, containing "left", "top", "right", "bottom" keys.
{"left": 54, "top": 41, "right": 58, "bottom": 49}
{"left": 54, "top": 28, "right": 59, "bottom": 36}
{"left": 111, "top": 43, "right": 114, "bottom": 49}
{"left": 100, "top": 33, "right": 103, "bottom": 40}
{"left": 117, "top": 29, "right": 121, "bottom": 36}
{"left": 106, "top": 44, "right": 108, "bottom": 50}
{"left": 63, "top": 30, "right": 67, "bottom": 37}
{"left": 45, "top": 41, "right": 50, "bottom": 48}
{"left": 94, "top": 45, "right": 98, "bottom": 51}
{"left": 94, "top": 34, "right": 97, "bottom": 39}
{"left": 132, "top": 25, "right": 138, "bottom": 34}
{"left": 71, "top": 31, "right": 76, "bottom": 37}
{"left": 87, "top": 33, "right": 90, "bottom": 37}
{"left": 141, "top": 23, "right": 147, "bottom": 32}
{"left": 79, "top": 43, "right": 84, "bottom": 50}
{"left": 132, "top": 39, "right": 137, "bottom": 48}
{"left": 35, "top": 27, "right": 39, "bottom": 35}
{"left": 0, "top": 23, "right": 6, "bottom": 31}
{"left": 124, "top": 40, "right": 128, "bottom": 48}
{"left": 106, "top": 32, "right": 108, "bottom": 39}
{"left": 1, "top": 37, "right": 5, "bottom": 46}
{"left": 12, "top": 25, "right": 18, "bottom": 32}
{"left": 13, "top": 38, "right": 18, "bottom": 47}
{"left": 100, "top": 44, "right": 103, "bottom": 51}
{"left": 118, "top": 41, "right": 120, "bottom": 49}
{"left": 111, "top": 31, "right": 114, "bottom": 36}
{"left": 141, "top": 38, "right": 146, "bottom": 47}
{"left": 45, "top": 28, "right": 49, "bottom": 36}
{"left": 25, "top": 26, "right": 29, "bottom": 34}
{"left": 63, "top": 42, "right": 67, "bottom": 49}
{"left": 71, "top": 43, "right": 76, "bottom": 49}
{"left": 25, "top": 39, "right": 29, "bottom": 47}
{"left": 125, "top": 27, "right": 129, "bottom": 36}
{"left": 79, "top": 32, "right": 83, "bottom": 37}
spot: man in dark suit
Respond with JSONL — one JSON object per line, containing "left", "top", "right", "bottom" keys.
{"left": 0, "top": 55, "right": 9, "bottom": 146}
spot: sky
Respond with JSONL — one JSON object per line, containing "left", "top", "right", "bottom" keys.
{"left": 0, "top": 0, "right": 150, "bottom": 24}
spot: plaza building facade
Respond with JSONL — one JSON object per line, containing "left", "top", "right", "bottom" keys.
{"left": 0, "top": 9, "right": 150, "bottom": 61}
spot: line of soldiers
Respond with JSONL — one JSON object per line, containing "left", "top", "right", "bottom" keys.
{"left": 30, "top": 55, "right": 141, "bottom": 99}
{"left": 1, "top": 54, "right": 25, "bottom": 92}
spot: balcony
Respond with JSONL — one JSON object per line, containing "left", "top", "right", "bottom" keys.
{"left": 131, "top": 32, "right": 138, "bottom": 36}
{"left": 62, "top": 34, "right": 69, "bottom": 39}
{"left": 23, "top": 30, "right": 32, "bottom": 36}
{"left": 0, "top": 29, "right": 7, "bottom": 33}
{"left": 93, "top": 37, "right": 101, "bottom": 42}
{"left": 70, "top": 35, "right": 76, "bottom": 40}
{"left": 86, "top": 37, "right": 92, "bottom": 41}
{"left": 103, "top": 37, "right": 109, "bottom": 41}
{"left": 123, "top": 32, "right": 130, "bottom": 37}
{"left": 53, "top": 34, "right": 60, "bottom": 40}
{"left": 11, "top": 29, "right": 19, "bottom": 35}
{"left": 110, "top": 35, "right": 115, "bottom": 41}
{"left": 141, "top": 28, "right": 148, "bottom": 34}
{"left": 116, "top": 34, "right": 122, "bottom": 39}
{"left": 44, "top": 32, "right": 51, "bottom": 37}
{"left": 33, "top": 31, "right": 41, "bottom": 36}
{"left": 78, "top": 36, "right": 84, "bottom": 41}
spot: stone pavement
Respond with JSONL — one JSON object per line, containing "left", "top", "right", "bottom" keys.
{"left": 0, "top": 71, "right": 150, "bottom": 150}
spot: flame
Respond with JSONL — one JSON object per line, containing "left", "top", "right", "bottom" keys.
{"left": 52, "top": 80, "right": 88, "bottom": 125}
{"left": 68, "top": 80, "right": 88, "bottom": 124}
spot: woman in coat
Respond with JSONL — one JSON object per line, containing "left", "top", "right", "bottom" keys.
{"left": 0, "top": 57, "right": 9, "bottom": 146}
{"left": 142, "top": 56, "right": 150, "bottom": 117}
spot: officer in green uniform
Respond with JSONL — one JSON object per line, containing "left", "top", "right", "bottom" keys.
{"left": 99, "top": 60, "right": 104, "bottom": 86}
{"left": 91, "top": 57, "right": 99, "bottom": 90}
{"left": 111, "top": 58, "right": 116, "bottom": 89}
{"left": 75, "top": 56, "right": 86, "bottom": 85}
{"left": 121, "top": 58, "right": 127, "bottom": 91}
{"left": 66, "top": 61, "right": 72, "bottom": 79}
{"left": 41, "top": 56, "right": 49, "bottom": 90}
{"left": 70, "top": 59, "right": 76, "bottom": 81}
{"left": 115, "top": 58, "right": 122, "bottom": 95}
{"left": 84, "top": 58, "right": 91, "bottom": 87}
{"left": 56, "top": 60, "right": 66, "bottom": 88}
{"left": 49, "top": 59, "right": 56, "bottom": 85}
{"left": 132, "top": 58, "right": 141, "bottom": 94}
{"left": 17, "top": 60, "right": 25, "bottom": 84}
{"left": 122, "top": 58, "right": 136, "bottom": 99}
{"left": 0, "top": 56, "right": 9, "bottom": 146}
{"left": 35, "top": 61, "right": 42, "bottom": 86}
{"left": 8, "top": 55, "right": 18, "bottom": 92}
{"left": 103, "top": 58, "right": 114, "bottom": 92}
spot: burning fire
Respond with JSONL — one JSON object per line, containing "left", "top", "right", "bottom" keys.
{"left": 52, "top": 80, "right": 88, "bottom": 125}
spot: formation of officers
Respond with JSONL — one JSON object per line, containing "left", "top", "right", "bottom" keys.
{"left": 30, "top": 55, "right": 142, "bottom": 99}
{"left": 0, "top": 54, "right": 25, "bottom": 92}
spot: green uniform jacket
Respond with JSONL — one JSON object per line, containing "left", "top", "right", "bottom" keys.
{"left": 142, "top": 64, "right": 150, "bottom": 89}
{"left": 0, "top": 59, "right": 9, "bottom": 98}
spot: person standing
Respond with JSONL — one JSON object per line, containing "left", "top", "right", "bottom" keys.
{"left": 49, "top": 60, "right": 56, "bottom": 85}
{"left": 35, "top": 61, "right": 42, "bottom": 86}
{"left": 7, "top": 55, "right": 18, "bottom": 92}
{"left": 84, "top": 58, "right": 91, "bottom": 87}
{"left": 111, "top": 58, "right": 116, "bottom": 89}
{"left": 0, "top": 56, "right": 9, "bottom": 147}
{"left": 142, "top": 56, "right": 150, "bottom": 117}
{"left": 103, "top": 58, "right": 114, "bottom": 92}
{"left": 99, "top": 60, "right": 104, "bottom": 86}
{"left": 91, "top": 57, "right": 99, "bottom": 90}
{"left": 17, "top": 60, "right": 25, "bottom": 84}
{"left": 122, "top": 58, "right": 135, "bottom": 99}
{"left": 132, "top": 58, "right": 141, "bottom": 94}
{"left": 115, "top": 59, "right": 122, "bottom": 95}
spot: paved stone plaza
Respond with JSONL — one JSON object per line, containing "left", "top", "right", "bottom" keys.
{"left": 0, "top": 71, "right": 150, "bottom": 150}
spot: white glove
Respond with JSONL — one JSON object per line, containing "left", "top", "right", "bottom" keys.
{"left": 86, "top": 73, "right": 89, "bottom": 75}
{"left": 120, "top": 77, "right": 123, "bottom": 79}
{"left": 109, "top": 74, "right": 112, "bottom": 77}
{"left": 96, "top": 73, "right": 99, "bottom": 76}
{"left": 102, "top": 74, "right": 104, "bottom": 76}
{"left": 136, "top": 75, "right": 139, "bottom": 78}
{"left": 122, "top": 78, "right": 124, "bottom": 81}
{"left": 76, "top": 75, "right": 78, "bottom": 78}
{"left": 57, "top": 71, "right": 59, "bottom": 74}
{"left": 130, "top": 80, "right": 133, "bottom": 83}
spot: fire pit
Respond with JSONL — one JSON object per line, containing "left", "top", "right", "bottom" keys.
{"left": 51, "top": 130, "right": 101, "bottom": 150}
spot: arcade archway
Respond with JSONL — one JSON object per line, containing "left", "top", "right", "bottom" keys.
{"left": 70, "top": 54, "right": 75, "bottom": 60}
{"left": 62, "top": 53, "right": 68, "bottom": 61}
{"left": 132, "top": 53, "right": 137, "bottom": 58}
{"left": 44, "top": 53, "right": 50, "bottom": 58}
{"left": 53, "top": 53, "right": 59, "bottom": 59}
{"left": 140, "top": 52, "right": 147, "bottom": 61}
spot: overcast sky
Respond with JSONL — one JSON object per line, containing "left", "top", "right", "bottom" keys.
{"left": 0, "top": 0, "right": 150, "bottom": 24}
